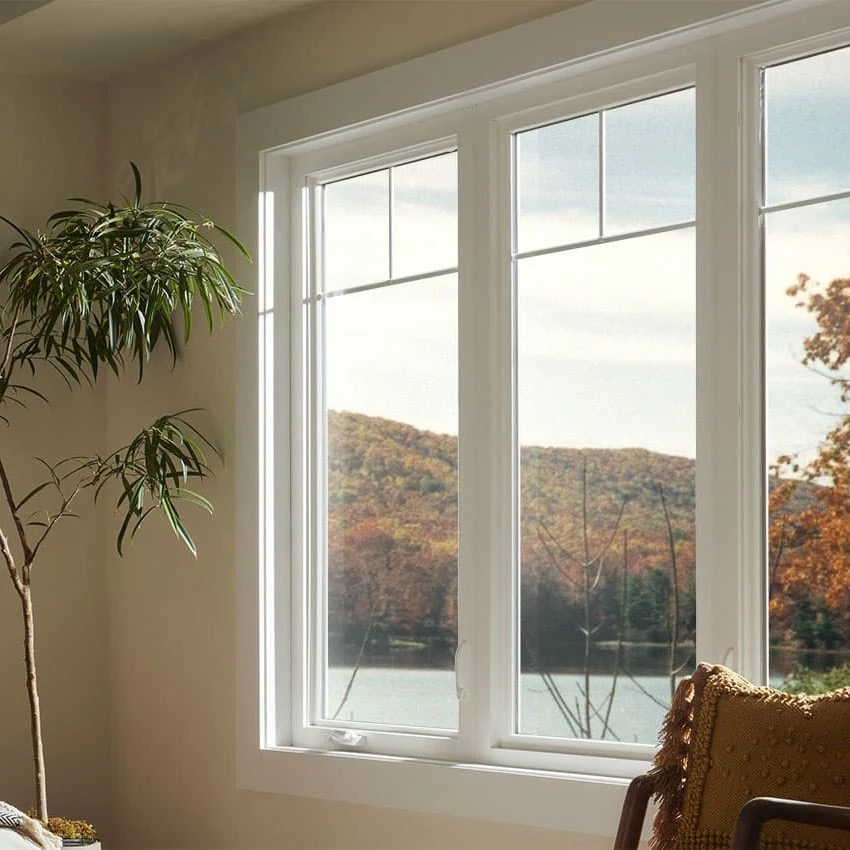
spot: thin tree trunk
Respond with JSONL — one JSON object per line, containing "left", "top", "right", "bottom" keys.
{"left": 22, "top": 584, "right": 48, "bottom": 821}
{"left": 581, "top": 460, "right": 592, "bottom": 738}
{"left": 601, "top": 531, "right": 629, "bottom": 740}
{"left": 332, "top": 598, "right": 380, "bottom": 720}
{"left": 658, "top": 484, "right": 680, "bottom": 702}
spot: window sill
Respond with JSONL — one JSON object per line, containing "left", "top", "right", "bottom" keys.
{"left": 236, "top": 745, "right": 650, "bottom": 836}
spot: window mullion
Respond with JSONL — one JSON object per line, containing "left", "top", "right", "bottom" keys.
{"left": 694, "top": 47, "right": 752, "bottom": 678}
{"left": 485, "top": 115, "right": 517, "bottom": 751}
{"left": 455, "top": 112, "right": 494, "bottom": 759}
{"left": 312, "top": 180, "right": 329, "bottom": 728}
{"left": 739, "top": 52, "right": 768, "bottom": 685}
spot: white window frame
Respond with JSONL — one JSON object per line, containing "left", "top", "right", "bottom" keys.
{"left": 235, "top": 0, "right": 850, "bottom": 835}
{"left": 296, "top": 131, "right": 463, "bottom": 760}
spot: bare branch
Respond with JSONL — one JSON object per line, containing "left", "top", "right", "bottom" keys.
{"left": 536, "top": 519, "right": 580, "bottom": 570}
{"left": 538, "top": 671, "right": 582, "bottom": 738}
{"left": 602, "top": 530, "right": 629, "bottom": 740}
{"left": 657, "top": 483, "right": 680, "bottom": 701}
{"left": 585, "top": 495, "right": 628, "bottom": 570}
{"left": 536, "top": 525, "right": 578, "bottom": 588}
{"left": 332, "top": 597, "right": 381, "bottom": 720}
{"left": 620, "top": 665, "right": 671, "bottom": 710}
{"left": 589, "top": 554, "right": 606, "bottom": 591}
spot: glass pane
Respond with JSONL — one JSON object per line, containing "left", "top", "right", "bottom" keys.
{"left": 517, "top": 230, "right": 696, "bottom": 743}
{"left": 324, "top": 170, "right": 389, "bottom": 292}
{"left": 323, "top": 275, "right": 459, "bottom": 730}
{"left": 392, "top": 152, "right": 458, "bottom": 279}
{"left": 765, "top": 46, "right": 850, "bottom": 207}
{"left": 605, "top": 88, "right": 695, "bottom": 234}
{"left": 765, "top": 200, "right": 850, "bottom": 692}
{"left": 516, "top": 113, "right": 598, "bottom": 253}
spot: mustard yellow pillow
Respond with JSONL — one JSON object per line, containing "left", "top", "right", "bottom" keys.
{"left": 649, "top": 664, "right": 850, "bottom": 850}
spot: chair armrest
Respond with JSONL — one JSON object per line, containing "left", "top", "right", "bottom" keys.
{"left": 613, "top": 775, "right": 654, "bottom": 850}
{"left": 731, "top": 797, "right": 850, "bottom": 850}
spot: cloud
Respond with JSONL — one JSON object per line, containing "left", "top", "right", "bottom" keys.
{"left": 311, "top": 106, "right": 850, "bottom": 459}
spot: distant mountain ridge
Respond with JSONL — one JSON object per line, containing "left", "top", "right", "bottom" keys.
{"left": 328, "top": 408, "right": 695, "bottom": 572}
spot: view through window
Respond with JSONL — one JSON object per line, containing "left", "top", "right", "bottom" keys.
{"left": 764, "top": 45, "right": 850, "bottom": 696}
{"left": 318, "top": 152, "right": 460, "bottom": 730}
{"left": 515, "top": 89, "right": 697, "bottom": 743}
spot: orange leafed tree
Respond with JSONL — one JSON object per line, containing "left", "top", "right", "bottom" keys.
{"left": 770, "top": 273, "right": 850, "bottom": 645}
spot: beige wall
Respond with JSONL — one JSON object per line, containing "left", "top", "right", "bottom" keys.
{"left": 103, "top": 2, "right": 619, "bottom": 848}
{"left": 0, "top": 74, "right": 110, "bottom": 830}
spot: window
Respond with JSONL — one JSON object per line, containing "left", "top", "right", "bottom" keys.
{"left": 763, "top": 46, "right": 850, "bottom": 688}
{"left": 314, "top": 151, "right": 459, "bottom": 733}
{"left": 236, "top": 0, "right": 850, "bottom": 832}
{"left": 515, "top": 90, "right": 696, "bottom": 744}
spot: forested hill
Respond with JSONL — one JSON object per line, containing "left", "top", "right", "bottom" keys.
{"left": 328, "top": 409, "right": 695, "bottom": 583}
{"left": 328, "top": 409, "right": 695, "bottom": 548}
{"left": 326, "top": 410, "right": 698, "bottom": 648}
{"left": 325, "top": 411, "right": 833, "bottom": 657}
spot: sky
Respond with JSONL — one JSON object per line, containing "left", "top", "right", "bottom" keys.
{"left": 318, "top": 45, "right": 850, "bottom": 468}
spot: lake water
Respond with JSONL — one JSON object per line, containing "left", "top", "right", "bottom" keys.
{"left": 328, "top": 668, "right": 684, "bottom": 743}
{"left": 327, "top": 650, "right": 845, "bottom": 744}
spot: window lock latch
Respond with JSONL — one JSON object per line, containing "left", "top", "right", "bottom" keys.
{"left": 455, "top": 639, "right": 469, "bottom": 702}
{"left": 329, "top": 729, "right": 366, "bottom": 749}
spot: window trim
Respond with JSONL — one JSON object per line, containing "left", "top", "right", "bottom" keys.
{"left": 235, "top": 0, "right": 850, "bottom": 834}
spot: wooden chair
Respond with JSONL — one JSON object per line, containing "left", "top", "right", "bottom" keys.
{"left": 614, "top": 776, "right": 850, "bottom": 849}
{"left": 611, "top": 664, "right": 850, "bottom": 850}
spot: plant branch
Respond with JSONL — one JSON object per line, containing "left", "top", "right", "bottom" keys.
{"left": 29, "top": 482, "right": 83, "bottom": 564}
{"left": 0, "top": 304, "right": 21, "bottom": 404}
{"left": 0, "top": 522, "right": 24, "bottom": 597}
{"left": 0, "top": 454, "right": 33, "bottom": 567}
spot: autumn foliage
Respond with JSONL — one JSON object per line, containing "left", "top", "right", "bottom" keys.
{"left": 769, "top": 273, "right": 850, "bottom": 650}
{"left": 329, "top": 261, "right": 850, "bottom": 671}
{"left": 326, "top": 410, "right": 697, "bottom": 668}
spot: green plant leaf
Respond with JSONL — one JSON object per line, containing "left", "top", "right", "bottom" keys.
{"left": 0, "top": 163, "right": 249, "bottom": 396}
{"left": 15, "top": 481, "right": 52, "bottom": 511}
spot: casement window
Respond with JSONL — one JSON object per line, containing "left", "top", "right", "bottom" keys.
{"left": 762, "top": 45, "right": 850, "bottom": 681}
{"left": 236, "top": 0, "right": 850, "bottom": 834}
{"left": 514, "top": 88, "right": 695, "bottom": 745}
{"left": 311, "top": 149, "right": 460, "bottom": 735}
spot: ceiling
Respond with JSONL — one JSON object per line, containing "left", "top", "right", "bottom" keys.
{"left": 0, "top": 0, "right": 313, "bottom": 81}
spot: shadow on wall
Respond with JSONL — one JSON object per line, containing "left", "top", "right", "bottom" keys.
{"left": 115, "top": 67, "right": 236, "bottom": 199}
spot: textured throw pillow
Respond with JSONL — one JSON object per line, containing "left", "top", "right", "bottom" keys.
{"left": 649, "top": 663, "right": 850, "bottom": 850}
{"left": 0, "top": 803, "right": 24, "bottom": 830}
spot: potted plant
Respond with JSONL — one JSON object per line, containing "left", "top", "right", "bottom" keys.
{"left": 0, "top": 165, "right": 247, "bottom": 845}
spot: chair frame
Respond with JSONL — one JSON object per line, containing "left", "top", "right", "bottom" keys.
{"left": 612, "top": 775, "right": 850, "bottom": 850}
